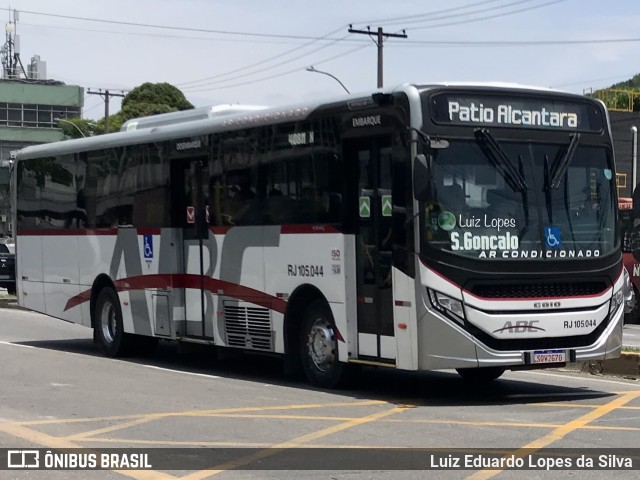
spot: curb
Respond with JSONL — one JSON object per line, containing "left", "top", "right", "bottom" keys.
{"left": 564, "top": 352, "right": 640, "bottom": 379}
{"left": 0, "top": 298, "right": 22, "bottom": 310}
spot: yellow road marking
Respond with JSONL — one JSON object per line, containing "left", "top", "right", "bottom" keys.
{"left": 0, "top": 423, "right": 176, "bottom": 480}
{"left": 66, "top": 414, "right": 168, "bottom": 441}
{"left": 524, "top": 402, "right": 634, "bottom": 409}
{"left": 466, "top": 390, "right": 640, "bottom": 480}
{"left": 14, "top": 400, "right": 386, "bottom": 426}
{"left": 178, "top": 404, "right": 410, "bottom": 480}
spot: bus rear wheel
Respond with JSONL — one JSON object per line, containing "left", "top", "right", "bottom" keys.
{"left": 456, "top": 367, "right": 505, "bottom": 383}
{"left": 95, "top": 287, "right": 132, "bottom": 357}
{"left": 300, "top": 300, "right": 345, "bottom": 389}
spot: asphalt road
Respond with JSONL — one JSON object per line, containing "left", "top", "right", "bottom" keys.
{"left": 1, "top": 307, "right": 640, "bottom": 479}
{"left": 623, "top": 324, "right": 640, "bottom": 347}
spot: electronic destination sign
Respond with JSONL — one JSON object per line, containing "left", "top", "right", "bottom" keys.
{"left": 428, "top": 93, "right": 604, "bottom": 132}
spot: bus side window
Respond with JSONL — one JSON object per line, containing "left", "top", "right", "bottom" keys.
{"left": 220, "top": 168, "right": 260, "bottom": 225}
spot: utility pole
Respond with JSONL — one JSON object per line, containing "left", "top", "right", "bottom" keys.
{"left": 347, "top": 25, "right": 407, "bottom": 88}
{"left": 87, "top": 88, "right": 126, "bottom": 133}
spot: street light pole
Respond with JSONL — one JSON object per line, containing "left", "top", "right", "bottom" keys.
{"left": 54, "top": 118, "right": 86, "bottom": 138}
{"left": 305, "top": 66, "right": 350, "bottom": 94}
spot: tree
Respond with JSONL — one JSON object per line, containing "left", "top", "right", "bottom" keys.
{"left": 57, "top": 118, "right": 100, "bottom": 139}
{"left": 99, "top": 82, "right": 194, "bottom": 132}
{"left": 61, "top": 82, "right": 194, "bottom": 136}
{"left": 121, "top": 82, "right": 193, "bottom": 111}
{"left": 610, "top": 74, "right": 640, "bottom": 91}
{"left": 592, "top": 73, "right": 640, "bottom": 112}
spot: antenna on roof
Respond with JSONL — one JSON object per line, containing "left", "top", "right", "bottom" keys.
{"left": 1, "top": 8, "right": 27, "bottom": 79}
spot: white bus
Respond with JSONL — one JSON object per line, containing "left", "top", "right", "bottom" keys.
{"left": 12, "top": 83, "right": 623, "bottom": 387}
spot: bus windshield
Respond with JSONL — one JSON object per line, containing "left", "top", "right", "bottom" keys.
{"left": 419, "top": 139, "right": 617, "bottom": 261}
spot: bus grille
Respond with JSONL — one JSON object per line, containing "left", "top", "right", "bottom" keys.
{"left": 223, "top": 302, "right": 273, "bottom": 351}
{"left": 468, "top": 281, "right": 608, "bottom": 299}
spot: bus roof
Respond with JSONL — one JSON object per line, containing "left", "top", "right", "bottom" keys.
{"left": 15, "top": 82, "right": 598, "bottom": 161}
{"left": 420, "top": 81, "right": 557, "bottom": 92}
{"left": 119, "top": 104, "right": 268, "bottom": 131}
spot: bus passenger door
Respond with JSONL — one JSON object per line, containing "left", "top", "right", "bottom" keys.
{"left": 345, "top": 137, "right": 395, "bottom": 362}
{"left": 173, "top": 157, "right": 211, "bottom": 339}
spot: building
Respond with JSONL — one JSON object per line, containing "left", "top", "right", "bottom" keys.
{"left": 609, "top": 110, "right": 639, "bottom": 199}
{"left": 0, "top": 9, "right": 84, "bottom": 237}
{"left": 0, "top": 75, "right": 84, "bottom": 237}
{"left": 588, "top": 88, "right": 640, "bottom": 199}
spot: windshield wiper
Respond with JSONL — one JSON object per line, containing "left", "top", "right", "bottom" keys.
{"left": 543, "top": 154, "right": 554, "bottom": 223}
{"left": 549, "top": 133, "right": 581, "bottom": 189}
{"left": 474, "top": 129, "right": 528, "bottom": 192}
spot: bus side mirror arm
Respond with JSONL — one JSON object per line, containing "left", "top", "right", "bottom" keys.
{"left": 413, "top": 154, "right": 429, "bottom": 201}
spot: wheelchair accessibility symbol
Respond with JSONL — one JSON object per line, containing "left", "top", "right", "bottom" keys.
{"left": 143, "top": 234, "right": 153, "bottom": 259}
{"left": 544, "top": 226, "right": 562, "bottom": 249}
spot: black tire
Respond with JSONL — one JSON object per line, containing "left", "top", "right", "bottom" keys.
{"left": 456, "top": 367, "right": 505, "bottom": 383}
{"left": 7, "top": 285, "right": 16, "bottom": 296}
{"left": 300, "top": 299, "right": 345, "bottom": 389}
{"left": 94, "top": 287, "right": 132, "bottom": 357}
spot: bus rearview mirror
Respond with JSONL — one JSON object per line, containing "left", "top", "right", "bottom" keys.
{"left": 429, "top": 139, "right": 449, "bottom": 149}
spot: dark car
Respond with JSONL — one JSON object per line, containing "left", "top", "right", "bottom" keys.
{"left": 0, "top": 243, "right": 15, "bottom": 295}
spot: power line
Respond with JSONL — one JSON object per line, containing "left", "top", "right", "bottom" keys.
{"left": 393, "top": 38, "right": 640, "bottom": 47}
{"left": 177, "top": 26, "right": 351, "bottom": 88}
{"left": 87, "top": 89, "right": 125, "bottom": 133}
{"left": 0, "top": 7, "right": 349, "bottom": 41}
{"left": 359, "top": 0, "right": 509, "bottom": 26}
{"left": 180, "top": 33, "right": 356, "bottom": 90}
{"left": 7, "top": 1, "right": 626, "bottom": 94}
{"left": 405, "top": 0, "right": 565, "bottom": 31}
{"left": 347, "top": 26, "right": 407, "bottom": 88}
{"left": 21, "top": 21, "right": 366, "bottom": 46}
{"left": 178, "top": 0, "right": 562, "bottom": 89}
{"left": 364, "top": 0, "right": 541, "bottom": 28}
{"left": 184, "top": 43, "right": 370, "bottom": 94}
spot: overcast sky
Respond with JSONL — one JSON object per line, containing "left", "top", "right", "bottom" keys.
{"left": 4, "top": 0, "right": 640, "bottom": 120}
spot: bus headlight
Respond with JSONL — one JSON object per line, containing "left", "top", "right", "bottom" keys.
{"left": 427, "top": 289, "right": 465, "bottom": 325}
{"left": 610, "top": 287, "right": 624, "bottom": 317}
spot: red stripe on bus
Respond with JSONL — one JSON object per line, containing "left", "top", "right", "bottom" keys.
{"left": 280, "top": 225, "right": 339, "bottom": 234}
{"left": 64, "top": 274, "right": 288, "bottom": 314}
{"left": 136, "top": 228, "right": 161, "bottom": 235}
{"left": 17, "top": 228, "right": 161, "bottom": 236}
{"left": 18, "top": 225, "right": 339, "bottom": 236}
{"left": 17, "top": 228, "right": 119, "bottom": 236}
{"left": 209, "top": 226, "right": 232, "bottom": 234}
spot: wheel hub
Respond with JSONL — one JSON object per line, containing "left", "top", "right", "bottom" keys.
{"left": 100, "top": 302, "right": 117, "bottom": 344}
{"left": 307, "top": 318, "right": 336, "bottom": 372}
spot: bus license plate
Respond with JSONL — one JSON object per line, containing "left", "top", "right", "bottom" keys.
{"left": 532, "top": 350, "right": 566, "bottom": 364}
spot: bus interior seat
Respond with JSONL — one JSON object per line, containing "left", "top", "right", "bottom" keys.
{"left": 441, "top": 184, "right": 466, "bottom": 213}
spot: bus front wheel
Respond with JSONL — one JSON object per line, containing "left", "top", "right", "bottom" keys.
{"left": 95, "top": 287, "right": 131, "bottom": 357}
{"left": 456, "top": 367, "right": 505, "bottom": 383}
{"left": 300, "top": 300, "right": 345, "bottom": 389}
